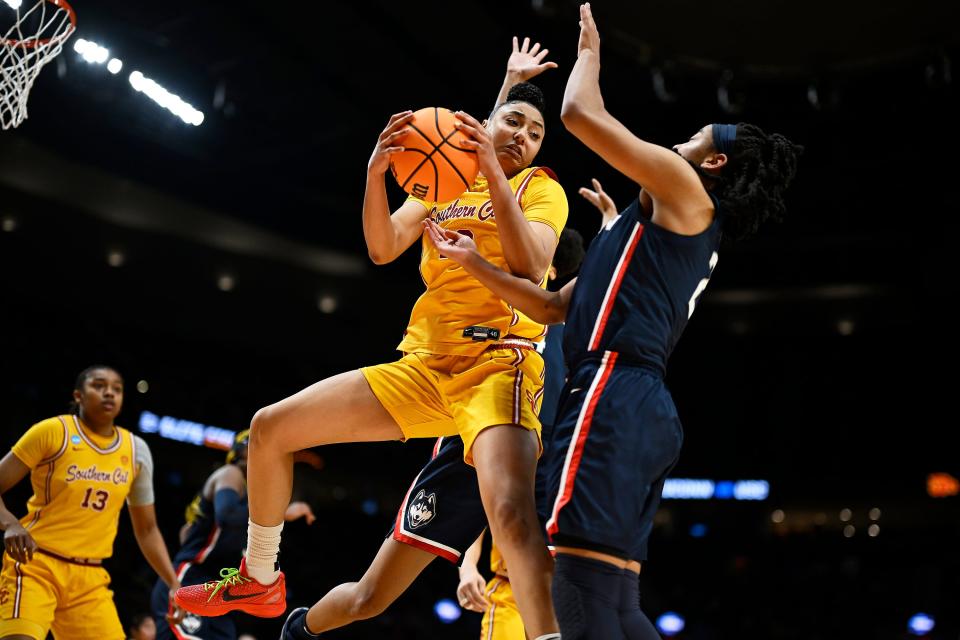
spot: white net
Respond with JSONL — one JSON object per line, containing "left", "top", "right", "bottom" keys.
{"left": 1, "top": 0, "right": 75, "bottom": 130}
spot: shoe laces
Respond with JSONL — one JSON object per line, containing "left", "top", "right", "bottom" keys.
{"left": 203, "top": 567, "right": 252, "bottom": 601}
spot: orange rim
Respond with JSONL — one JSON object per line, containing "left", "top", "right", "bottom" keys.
{"left": 1, "top": 0, "right": 76, "bottom": 48}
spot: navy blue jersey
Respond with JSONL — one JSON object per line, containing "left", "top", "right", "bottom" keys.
{"left": 563, "top": 196, "right": 721, "bottom": 374}
{"left": 538, "top": 322, "right": 566, "bottom": 427}
{"left": 174, "top": 490, "right": 248, "bottom": 569}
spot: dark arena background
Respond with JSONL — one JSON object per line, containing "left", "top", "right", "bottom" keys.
{"left": 1, "top": 1, "right": 958, "bottom": 638}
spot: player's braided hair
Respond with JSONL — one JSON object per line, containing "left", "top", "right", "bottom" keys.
{"left": 713, "top": 123, "right": 803, "bottom": 241}
{"left": 68, "top": 364, "right": 121, "bottom": 414}
{"left": 499, "top": 82, "right": 546, "bottom": 117}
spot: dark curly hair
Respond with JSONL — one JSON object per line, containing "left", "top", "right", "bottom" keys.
{"left": 713, "top": 123, "right": 803, "bottom": 241}
{"left": 496, "top": 82, "right": 546, "bottom": 118}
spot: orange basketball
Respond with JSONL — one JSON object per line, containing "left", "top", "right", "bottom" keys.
{"left": 390, "top": 107, "right": 479, "bottom": 203}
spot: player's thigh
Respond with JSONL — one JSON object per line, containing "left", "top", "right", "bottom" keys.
{"left": 51, "top": 566, "right": 123, "bottom": 640}
{"left": 351, "top": 538, "right": 437, "bottom": 612}
{"left": 0, "top": 555, "right": 57, "bottom": 640}
{"left": 252, "top": 369, "right": 404, "bottom": 452}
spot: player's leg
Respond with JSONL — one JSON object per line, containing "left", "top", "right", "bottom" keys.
{"left": 247, "top": 369, "right": 403, "bottom": 539}
{"left": 281, "top": 538, "right": 435, "bottom": 638}
{"left": 617, "top": 567, "right": 660, "bottom": 640}
{"left": 0, "top": 554, "right": 58, "bottom": 640}
{"left": 50, "top": 565, "right": 125, "bottom": 640}
{"left": 552, "top": 554, "right": 626, "bottom": 640}
{"left": 472, "top": 426, "right": 558, "bottom": 638}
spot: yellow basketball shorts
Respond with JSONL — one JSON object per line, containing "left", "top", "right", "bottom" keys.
{"left": 480, "top": 576, "right": 524, "bottom": 640}
{"left": 0, "top": 551, "right": 124, "bottom": 640}
{"left": 362, "top": 344, "right": 545, "bottom": 464}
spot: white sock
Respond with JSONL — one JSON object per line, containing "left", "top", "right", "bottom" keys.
{"left": 534, "top": 635, "right": 561, "bottom": 640}
{"left": 245, "top": 519, "right": 283, "bottom": 585}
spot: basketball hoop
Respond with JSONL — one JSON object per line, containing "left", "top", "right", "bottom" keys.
{"left": 1, "top": 0, "right": 76, "bottom": 130}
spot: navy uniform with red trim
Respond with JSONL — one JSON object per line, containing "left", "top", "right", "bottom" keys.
{"left": 150, "top": 434, "right": 250, "bottom": 640}
{"left": 544, "top": 195, "right": 722, "bottom": 560}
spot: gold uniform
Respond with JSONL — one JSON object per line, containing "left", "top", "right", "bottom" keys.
{"left": 480, "top": 543, "right": 523, "bottom": 639}
{"left": 363, "top": 167, "right": 568, "bottom": 462}
{"left": 0, "top": 415, "right": 138, "bottom": 640}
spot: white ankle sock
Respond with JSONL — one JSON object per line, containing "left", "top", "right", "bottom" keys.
{"left": 534, "top": 635, "right": 561, "bottom": 640}
{"left": 245, "top": 519, "right": 283, "bottom": 585}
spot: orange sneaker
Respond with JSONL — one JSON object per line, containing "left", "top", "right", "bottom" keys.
{"left": 174, "top": 558, "right": 286, "bottom": 618}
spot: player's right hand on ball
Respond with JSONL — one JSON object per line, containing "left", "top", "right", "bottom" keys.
{"left": 456, "top": 566, "right": 490, "bottom": 612}
{"left": 367, "top": 111, "right": 413, "bottom": 175}
{"left": 3, "top": 522, "right": 37, "bottom": 563}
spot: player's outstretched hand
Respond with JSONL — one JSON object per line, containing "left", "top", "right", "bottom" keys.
{"left": 3, "top": 522, "right": 37, "bottom": 564}
{"left": 507, "top": 36, "right": 558, "bottom": 81}
{"left": 456, "top": 565, "right": 490, "bottom": 612}
{"left": 579, "top": 178, "right": 618, "bottom": 220}
{"left": 423, "top": 220, "right": 478, "bottom": 265}
{"left": 368, "top": 111, "right": 414, "bottom": 175}
{"left": 577, "top": 3, "right": 600, "bottom": 58}
{"left": 285, "top": 501, "right": 317, "bottom": 526}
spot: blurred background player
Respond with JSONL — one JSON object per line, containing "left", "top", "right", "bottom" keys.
{"left": 268, "top": 38, "right": 568, "bottom": 640}
{"left": 425, "top": 4, "right": 801, "bottom": 633}
{"left": 0, "top": 365, "right": 183, "bottom": 640}
{"left": 151, "top": 430, "right": 316, "bottom": 640}
{"left": 128, "top": 612, "right": 156, "bottom": 640}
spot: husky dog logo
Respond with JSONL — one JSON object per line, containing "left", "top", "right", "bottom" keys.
{"left": 180, "top": 613, "right": 202, "bottom": 633}
{"left": 407, "top": 489, "right": 437, "bottom": 529}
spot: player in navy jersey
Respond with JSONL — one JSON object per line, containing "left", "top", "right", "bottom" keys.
{"left": 151, "top": 431, "right": 316, "bottom": 640}
{"left": 425, "top": 5, "right": 802, "bottom": 638}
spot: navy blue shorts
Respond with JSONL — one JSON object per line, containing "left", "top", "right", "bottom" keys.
{"left": 543, "top": 354, "right": 683, "bottom": 561}
{"left": 391, "top": 435, "right": 553, "bottom": 564}
{"left": 391, "top": 436, "right": 487, "bottom": 564}
{"left": 152, "top": 563, "right": 236, "bottom": 640}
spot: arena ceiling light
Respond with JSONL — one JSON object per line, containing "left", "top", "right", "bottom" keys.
{"left": 72, "top": 37, "right": 109, "bottom": 64}
{"left": 129, "top": 70, "right": 204, "bottom": 126}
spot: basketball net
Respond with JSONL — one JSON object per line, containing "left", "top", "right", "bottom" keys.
{"left": 1, "top": 0, "right": 75, "bottom": 130}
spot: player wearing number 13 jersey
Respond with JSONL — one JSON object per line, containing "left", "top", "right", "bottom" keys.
{"left": 0, "top": 365, "right": 182, "bottom": 640}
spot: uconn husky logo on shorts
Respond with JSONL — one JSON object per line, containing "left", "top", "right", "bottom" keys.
{"left": 407, "top": 489, "right": 437, "bottom": 529}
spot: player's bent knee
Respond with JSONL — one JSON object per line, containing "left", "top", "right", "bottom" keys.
{"left": 489, "top": 497, "right": 536, "bottom": 546}
{"left": 347, "top": 585, "right": 390, "bottom": 620}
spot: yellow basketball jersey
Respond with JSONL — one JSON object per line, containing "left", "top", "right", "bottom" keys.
{"left": 11, "top": 415, "right": 137, "bottom": 560}
{"left": 398, "top": 166, "right": 568, "bottom": 357}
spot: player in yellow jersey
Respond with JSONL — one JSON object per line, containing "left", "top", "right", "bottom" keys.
{"left": 176, "top": 37, "right": 566, "bottom": 640}
{"left": 458, "top": 533, "right": 525, "bottom": 640}
{"left": 0, "top": 365, "right": 184, "bottom": 640}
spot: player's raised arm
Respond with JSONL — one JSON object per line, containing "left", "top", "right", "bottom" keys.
{"left": 490, "top": 36, "right": 558, "bottom": 118}
{"left": 560, "top": 4, "right": 711, "bottom": 227}
{"left": 424, "top": 220, "right": 572, "bottom": 324}
{"left": 363, "top": 110, "right": 432, "bottom": 265}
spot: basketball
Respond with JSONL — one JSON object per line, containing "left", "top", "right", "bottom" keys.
{"left": 390, "top": 107, "right": 479, "bottom": 203}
